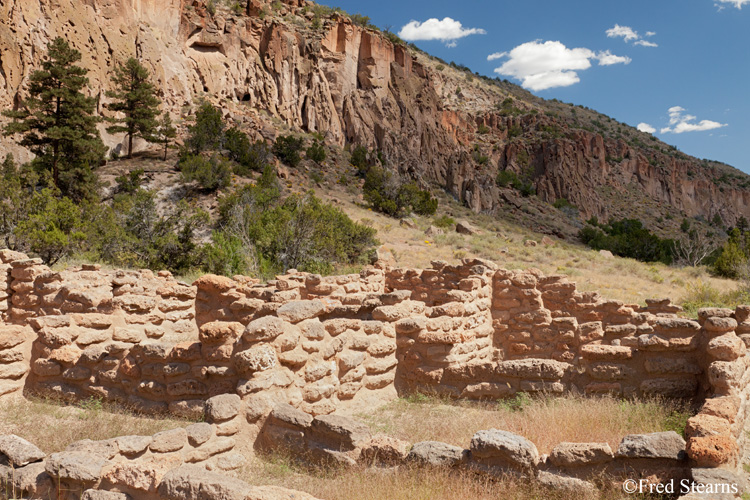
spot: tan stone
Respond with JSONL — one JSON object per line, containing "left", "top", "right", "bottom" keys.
{"left": 686, "top": 435, "right": 737, "bottom": 467}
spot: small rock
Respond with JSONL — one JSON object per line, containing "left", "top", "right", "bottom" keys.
{"left": 115, "top": 436, "right": 152, "bottom": 457}
{"left": 599, "top": 249, "right": 614, "bottom": 258}
{"left": 537, "top": 471, "right": 596, "bottom": 496}
{"left": 150, "top": 428, "right": 187, "bottom": 453}
{"left": 406, "top": 441, "right": 467, "bottom": 467}
{"left": 186, "top": 423, "right": 214, "bottom": 447}
{"left": 456, "top": 221, "right": 479, "bottom": 235}
{"left": 204, "top": 394, "right": 242, "bottom": 423}
{"left": 359, "top": 435, "right": 410, "bottom": 465}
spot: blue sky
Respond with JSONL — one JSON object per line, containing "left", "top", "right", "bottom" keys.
{"left": 326, "top": 0, "right": 750, "bottom": 172}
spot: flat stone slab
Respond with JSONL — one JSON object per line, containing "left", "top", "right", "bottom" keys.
{"left": 0, "top": 434, "right": 46, "bottom": 467}
{"left": 45, "top": 451, "right": 109, "bottom": 483}
{"left": 406, "top": 441, "right": 467, "bottom": 467}
{"left": 616, "top": 431, "right": 686, "bottom": 460}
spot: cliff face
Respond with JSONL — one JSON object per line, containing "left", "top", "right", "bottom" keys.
{"left": 1, "top": 0, "right": 749, "bottom": 228}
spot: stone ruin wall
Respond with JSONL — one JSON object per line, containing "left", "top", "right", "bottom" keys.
{"left": 2, "top": 249, "right": 750, "bottom": 483}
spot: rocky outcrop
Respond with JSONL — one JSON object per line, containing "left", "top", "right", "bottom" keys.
{"left": 2, "top": 0, "right": 748, "bottom": 227}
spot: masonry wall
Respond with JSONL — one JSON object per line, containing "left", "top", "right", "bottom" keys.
{"left": 3, "top": 252, "right": 750, "bottom": 474}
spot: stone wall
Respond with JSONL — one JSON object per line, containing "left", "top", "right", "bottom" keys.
{"left": 0, "top": 394, "right": 319, "bottom": 500}
{"left": 4, "top": 252, "right": 750, "bottom": 484}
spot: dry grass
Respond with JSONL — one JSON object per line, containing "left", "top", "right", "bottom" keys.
{"left": 320, "top": 186, "right": 739, "bottom": 309}
{"left": 0, "top": 395, "right": 194, "bottom": 454}
{"left": 242, "top": 456, "right": 631, "bottom": 500}
{"left": 356, "top": 393, "right": 692, "bottom": 454}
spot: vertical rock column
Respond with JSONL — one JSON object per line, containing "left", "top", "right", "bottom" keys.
{"left": 686, "top": 308, "right": 746, "bottom": 468}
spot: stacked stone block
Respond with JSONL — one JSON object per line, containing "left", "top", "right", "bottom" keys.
{"left": 0, "top": 395, "right": 312, "bottom": 500}
{"left": 386, "top": 259, "right": 496, "bottom": 396}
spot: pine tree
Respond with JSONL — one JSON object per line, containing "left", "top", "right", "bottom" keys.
{"left": 156, "top": 113, "right": 177, "bottom": 161}
{"left": 105, "top": 58, "right": 161, "bottom": 159}
{"left": 2, "top": 37, "right": 105, "bottom": 200}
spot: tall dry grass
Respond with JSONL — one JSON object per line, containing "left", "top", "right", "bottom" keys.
{"left": 243, "top": 456, "right": 631, "bottom": 500}
{"left": 358, "top": 393, "right": 692, "bottom": 453}
{"left": 0, "top": 395, "right": 194, "bottom": 453}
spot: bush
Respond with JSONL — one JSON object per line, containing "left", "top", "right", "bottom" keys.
{"left": 496, "top": 168, "right": 535, "bottom": 197}
{"left": 579, "top": 218, "right": 674, "bottom": 264}
{"left": 115, "top": 168, "right": 145, "bottom": 194}
{"left": 508, "top": 124, "right": 523, "bottom": 138}
{"left": 225, "top": 127, "right": 270, "bottom": 175}
{"left": 306, "top": 140, "right": 327, "bottom": 163}
{"left": 179, "top": 154, "right": 232, "bottom": 191}
{"left": 363, "top": 165, "right": 437, "bottom": 217}
{"left": 433, "top": 215, "right": 455, "bottom": 229}
{"left": 215, "top": 172, "right": 377, "bottom": 275}
{"left": 713, "top": 229, "right": 750, "bottom": 278}
{"left": 350, "top": 145, "right": 370, "bottom": 176}
{"left": 184, "top": 101, "right": 225, "bottom": 155}
{"left": 272, "top": 135, "right": 304, "bottom": 168}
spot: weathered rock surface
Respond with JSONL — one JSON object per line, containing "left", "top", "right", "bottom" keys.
{"left": 406, "top": 441, "right": 467, "bottom": 467}
{"left": 0, "top": 434, "right": 46, "bottom": 466}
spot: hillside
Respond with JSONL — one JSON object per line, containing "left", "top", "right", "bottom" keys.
{"left": 2, "top": 0, "right": 750, "bottom": 240}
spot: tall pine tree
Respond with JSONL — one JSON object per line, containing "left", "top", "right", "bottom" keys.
{"left": 2, "top": 37, "right": 105, "bottom": 201}
{"left": 105, "top": 58, "right": 161, "bottom": 159}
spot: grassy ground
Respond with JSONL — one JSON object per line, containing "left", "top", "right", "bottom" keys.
{"left": 356, "top": 393, "right": 692, "bottom": 454}
{"left": 241, "top": 458, "right": 632, "bottom": 500}
{"left": 0, "top": 395, "right": 194, "bottom": 454}
{"left": 315, "top": 184, "right": 739, "bottom": 309}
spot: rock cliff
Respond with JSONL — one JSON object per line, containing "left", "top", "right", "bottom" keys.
{"left": 1, "top": 0, "right": 748, "bottom": 228}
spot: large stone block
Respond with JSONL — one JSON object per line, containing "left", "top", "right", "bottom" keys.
{"left": 549, "top": 442, "right": 613, "bottom": 468}
{"left": 495, "top": 359, "right": 569, "bottom": 380}
{"left": 277, "top": 300, "right": 325, "bottom": 323}
{"left": 616, "top": 432, "right": 686, "bottom": 460}
{"left": 45, "top": 451, "right": 109, "bottom": 483}
{"left": 310, "top": 414, "right": 372, "bottom": 451}
{"left": 0, "top": 434, "right": 46, "bottom": 467}
{"left": 406, "top": 441, "right": 467, "bottom": 467}
{"left": 469, "top": 429, "right": 539, "bottom": 470}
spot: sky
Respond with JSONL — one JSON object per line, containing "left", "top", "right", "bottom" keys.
{"left": 326, "top": 0, "right": 750, "bottom": 173}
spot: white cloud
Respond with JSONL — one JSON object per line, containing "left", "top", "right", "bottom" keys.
{"left": 596, "top": 50, "right": 632, "bottom": 66}
{"left": 660, "top": 106, "right": 727, "bottom": 134}
{"left": 490, "top": 40, "right": 629, "bottom": 91}
{"left": 606, "top": 24, "right": 639, "bottom": 42}
{"left": 398, "top": 18, "right": 486, "bottom": 46}
{"left": 637, "top": 123, "right": 656, "bottom": 134}
{"left": 606, "top": 24, "right": 657, "bottom": 47}
{"left": 716, "top": 0, "right": 750, "bottom": 8}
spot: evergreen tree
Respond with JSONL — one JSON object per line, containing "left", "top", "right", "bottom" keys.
{"left": 105, "top": 58, "right": 161, "bottom": 159}
{"left": 2, "top": 38, "right": 105, "bottom": 200}
{"left": 155, "top": 113, "right": 177, "bottom": 161}
{"left": 184, "top": 101, "right": 225, "bottom": 155}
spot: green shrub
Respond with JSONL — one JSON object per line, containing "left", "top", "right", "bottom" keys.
{"left": 433, "top": 215, "right": 455, "bottom": 229}
{"left": 496, "top": 170, "right": 519, "bottom": 188}
{"left": 225, "top": 127, "right": 270, "bottom": 175}
{"left": 272, "top": 135, "right": 304, "bottom": 168}
{"left": 179, "top": 154, "right": 232, "bottom": 191}
{"left": 350, "top": 145, "right": 370, "bottom": 176}
{"left": 216, "top": 172, "right": 377, "bottom": 275}
{"left": 553, "top": 198, "right": 576, "bottom": 210}
{"left": 363, "top": 165, "right": 437, "bottom": 217}
{"left": 115, "top": 168, "right": 145, "bottom": 194}
{"left": 350, "top": 14, "right": 372, "bottom": 28}
{"left": 306, "top": 140, "right": 327, "bottom": 163}
{"left": 713, "top": 229, "right": 750, "bottom": 278}
{"left": 508, "top": 124, "right": 523, "bottom": 138}
{"left": 579, "top": 218, "right": 674, "bottom": 264}
{"left": 184, "top": 101, "right": 225, "bottom": 155}
{"left": 477, "top": 124, "right": 490, "bottom": 135}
